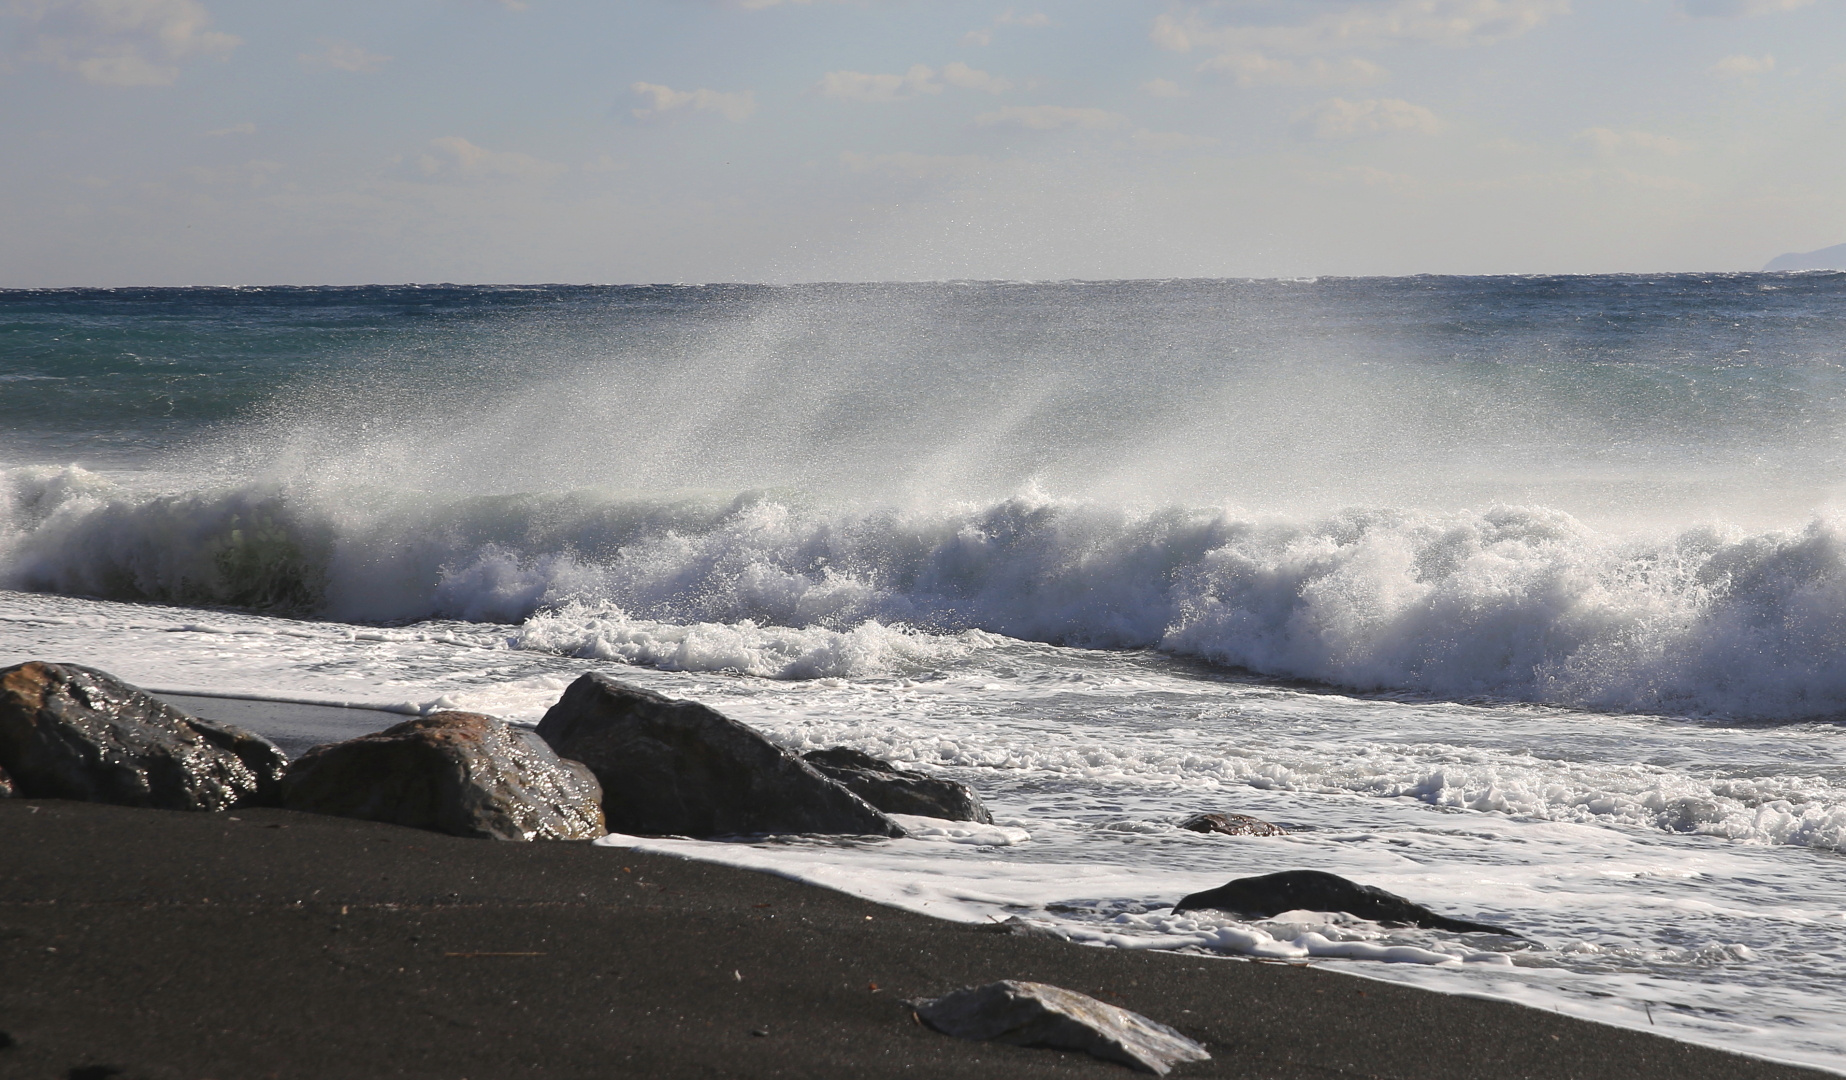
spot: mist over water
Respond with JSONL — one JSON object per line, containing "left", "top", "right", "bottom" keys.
{"left": 6, "top": 275, "right": 1846, "bottom": 717}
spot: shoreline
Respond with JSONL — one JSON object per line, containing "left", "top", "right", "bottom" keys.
{"left": 2, "top": 799, "right": 1832, "bottom": 1080}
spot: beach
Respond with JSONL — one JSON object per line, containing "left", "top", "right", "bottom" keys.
{"left": 0, "top": 797, "right": 1829, "bottom": 1080}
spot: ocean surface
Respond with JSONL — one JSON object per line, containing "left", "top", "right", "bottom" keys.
{"left": 4, "top": 277, "right": 1846, "bottom": 1071}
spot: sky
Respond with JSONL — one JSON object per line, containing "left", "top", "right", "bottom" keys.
{"left": 2, "top": 0, "right": 1843, "bottom": 285}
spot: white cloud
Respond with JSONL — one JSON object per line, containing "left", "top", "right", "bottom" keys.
{"left": 1302, "top": 97, "right": 1442, "bottom": 137}
{"left": 1141, "top": 78, "right": 1188, "bottom": 98}
{"left": 820, "top": 64, "right": 940, "bottom": 102}
{"left": 1154, "top": 0, "right": 1569, "bottom": 58}
{"left": 1575, "top": 127, "right": 1691, "bottom": 155}
{"left": 417, "top": 136, "right": 565, "bottom": 181}
{"left": 1712, "top": 53, "right": 1776, "bottom": 77}
{"left": 819, "top": 62, "right": 1010, "bottom": 102}
{"left": 5, "top": 0, "right": 240, "bottom": 86}
{"left": 975, "top": 105, "right": 1126, "bottom": 130}
{"left": 963, "top": 8, "right": 1051, "bottom": 46}
{"left": 1203, "top": 52, "right": 1388, "bottom": 86}
{"left": 299, "top": 38, "right": 390, "bottom": 73}
{"left": 204, "top": 121, "right": 254, "bottom": 136}
{"left": 631, "top": 82, "right": 757, "bottom": 122}
{"left": 1679, "top": 0, "right": 1812, "bottom": 15}
{"left": 188, "top": 158, "right": 280, "bottom": 187}
{"left": 1130, "top": 128, "right": 1219, "bottom": 151}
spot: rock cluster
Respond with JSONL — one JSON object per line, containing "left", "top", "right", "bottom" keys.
{"left": 911, "top": 980, "right": 1210, "bottom": 1075}
{"left": 0, "top": 661, "right": 1011, "bottom": 846}
{"left": 1173, "top": 869, "right": 1518, "bottom": 936}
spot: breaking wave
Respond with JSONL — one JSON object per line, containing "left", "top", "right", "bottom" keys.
{"left": 7, "top": 464, "right": 1846, "bottom": 719}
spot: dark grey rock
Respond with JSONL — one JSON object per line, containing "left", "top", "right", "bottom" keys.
{"left": 1177, "top": 811, "right": 1286, "bottom": 837}
{"left": 801, "top": 746, "right": 991, "bottom": 823}
{"left": 278, "top": 712, "right": 605, "bottom": 841}
{"left": 1173, "top": 870, "right": 1518, "bottom": 936}
{"left": 910, "top": 980, "right": 1210, "bottom": 1075}
{"left": 535, "top": 673, "right": 902, "bottom": 838}
{"left": 0, "top": 661, "right": 286, "bottom": 812}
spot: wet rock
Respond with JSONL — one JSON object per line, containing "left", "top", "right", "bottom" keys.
{"left": 279, "top": 712, "right": 605, "bottom": 841}
{"left": 1173, "top": 870, "right": 1518, "bottom": 935}
{"left": 1177, "top": 812, "right": 1285, "bottom": 837}
{"left": 911, "top": 980, "right": 1210, "bottom": 1075}
{"left": 0, "top": 661, "right": 286, "bottom": 812}
{"left": 801, "top": 746, "right": 992, "bottom": 823}
{"left": 535, "top": 673, "right": 902, "bottom": 838}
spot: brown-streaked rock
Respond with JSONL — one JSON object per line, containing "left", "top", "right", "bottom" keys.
{"left": 535, "top": 673, "right": 902, "bottom": 839}
{"left": 801, "top": 746, "right": 992, "bottom": 823}
{"left": 278, "top": 712, "right": 605, "bottom": 841}
{"left": 0, "top": 661, "right": 285, "bottom": 811}
{"left": 1178, "top": 811, "right": 1286, "bottom": 837}
{"left": 910, "top": 980, "right": 1210, "bottom": 1075}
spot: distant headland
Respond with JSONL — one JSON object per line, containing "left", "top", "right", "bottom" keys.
{"left": 1764, "top": 242, "right": 1846, "bottom": 271}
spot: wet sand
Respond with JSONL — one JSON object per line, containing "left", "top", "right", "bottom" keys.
{"left": 0, "top": 798, "right": 1831, "bottom": 1080}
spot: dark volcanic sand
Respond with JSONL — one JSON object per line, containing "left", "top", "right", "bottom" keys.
{"left": 0, "top": 800, "right": 1829, "bottom": 1080}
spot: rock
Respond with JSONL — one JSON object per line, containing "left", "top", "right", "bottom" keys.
{"left": 801, "top": 746, "right": 992, "bottom": 823}
{"left": 910, "top": 980, "right": 1210, "bottom": 1075}
{"left": 0, "top": 661, "right": 286, "bottom": 812}
{"left": 1172, "top": 870, "right": 1518, "bottom": 936}
{"left": 278, "top": 712, "right": 605, "bottom": 841}
{"left": 0, "top": 764, "right": 16, "bottom": 798}
{"left": 1177, "top": 812, "right": 1285, "bottom": 837}
{"left": 535, "top": 673, "right": 902, "bottom": 838}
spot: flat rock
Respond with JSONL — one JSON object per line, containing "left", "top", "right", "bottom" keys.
{"left": 0, "top": 661, "right": 286, "bottom": 811}
{"left": 802, "top": 746, "right": 991, "bottom": 823}
{"left": 910, "top": 980, "right": 1210, "bottom": 1075}
{"left": 279, "top": 712, "right": 605, "bottom": 841}
{"left": 1178, "top": 811, "right": 1285, "bottom": 837}
{"left": 1173, "top": 869, "right": 1518, "bottom": 935}
{"left": 535, "top": 673, "right": 902, "bottom": 838}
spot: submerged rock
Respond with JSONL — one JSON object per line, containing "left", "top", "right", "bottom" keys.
{"left": 910, "top": 980, "right": 1210, "bottom": 1075}
{"left": 801, "top": 746, "right": 991, "bottom": 823}
{"left": 279, "top": 712, "right": 605, "bottom": 841}
{"left": 1173, "top": 869, "right": 1518, "bottom": 936}
{"left": 535, "top": 673, "right": 902, "bottom": 838}
{"left": 1177, "top": 812, "right": 1285, "bottom": 837}
{"left": 0, "top": 661, "right": 286, "bottom": 811}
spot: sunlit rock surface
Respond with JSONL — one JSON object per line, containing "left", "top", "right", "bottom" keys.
{"left": 0, "top": 660, "right": 284, "bottom": 811}
{"left": 279, "top": 711, "right": 604, "bottom": 841}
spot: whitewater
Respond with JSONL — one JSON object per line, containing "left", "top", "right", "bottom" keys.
{"left": 3, "top": 277, "right": 1845, "bottom": 1071}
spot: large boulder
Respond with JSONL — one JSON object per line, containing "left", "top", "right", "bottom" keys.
{"left": 1173, "top": 870, "right": 1518, "bottom": 935}
{"left": 0, "top": 661, "right": 286, "bottom": 811}
{"left": 911, "top": 980, "right": 1210, "bottom": 1075}
{"left": 278, "top": 712, "right": 605, "bottom": 841}
{"left": 535, "top": 673, "right": 903, "bottom": 838}
{"left": 801, "top": 746, "right": 992, "bottom": 823}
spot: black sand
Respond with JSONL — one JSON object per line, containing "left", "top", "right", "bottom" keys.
{"left": 0, "top": 799, "right": 1830, "bottom": 1080}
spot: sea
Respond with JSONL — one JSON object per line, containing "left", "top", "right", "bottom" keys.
{"left": 4, "top": 276, "right": 1845, "bottom": 1072}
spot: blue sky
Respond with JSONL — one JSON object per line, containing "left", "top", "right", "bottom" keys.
{"left": 2, "top": 0, "right": 1842, "bottom": 285}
